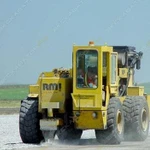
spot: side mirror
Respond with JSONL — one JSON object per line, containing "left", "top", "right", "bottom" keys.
{"left": 136, "top": 51, "right": 143, "bottom": 70}
{"left": 136, "top": 59, "right": 141, "bottom": 70}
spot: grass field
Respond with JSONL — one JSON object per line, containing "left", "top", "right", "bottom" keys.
{"left": 0, "top": 85, "right": 29, "bottom": 108}
{"left": 0, "top": 83, "right": 150, "bottom": 108}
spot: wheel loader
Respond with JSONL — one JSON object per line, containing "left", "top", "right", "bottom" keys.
{"left": 19, "top": 41, "right": 150, "bottom": 144}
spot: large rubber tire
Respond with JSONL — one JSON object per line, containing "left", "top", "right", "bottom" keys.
{"left": 95, "top": 97, "right": 124, "bottom": 144}
{"left": 123, "top": 96, "right": 149, "bottom": 141}
{"left": 57, "top": 126, "right": 82, "bottom": 142}
{"left": 19, "top": 99, "right": 43, "bottom": 143}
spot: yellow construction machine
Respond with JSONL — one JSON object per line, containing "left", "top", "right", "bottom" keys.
{"left": 19, "top": 41, "right": 150, "bottom": 144}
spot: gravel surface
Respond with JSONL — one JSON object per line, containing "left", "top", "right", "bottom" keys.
{"left": 0, "top": 114, "right": 150, "bottom": 150}
{"left": 0, "top": 114, "right": 41, "bottom": 150}
{"left": 0, "top": 114, "right": 96, "bottom": 150}
{"left": 0, "top": 108, "right": 19, "bottom": 115}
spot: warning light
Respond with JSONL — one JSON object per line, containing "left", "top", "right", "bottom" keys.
{"left": 89, "top": 41, "right": 94, "bottom": 46}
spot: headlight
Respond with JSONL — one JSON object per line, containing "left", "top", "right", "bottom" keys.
{"left": 92, "top": 112, "right": 97, "bottom": 118}
{"left": 75, "top": 111, "right": 80, "bottom": 117}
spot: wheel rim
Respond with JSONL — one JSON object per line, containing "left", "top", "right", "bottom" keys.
{"left": 141, "top": 108, "right": 148, "bottom": 131}
{"left": 116, "top": 110, "right": 123, "bottom": 134}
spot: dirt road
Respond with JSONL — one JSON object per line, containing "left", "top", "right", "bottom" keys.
{"left": 0, "top": 114, "right": 150, "bottom": 150}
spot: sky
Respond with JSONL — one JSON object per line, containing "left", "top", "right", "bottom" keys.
{"left": 0, "top": 0, "right": 150, "bottom": 84}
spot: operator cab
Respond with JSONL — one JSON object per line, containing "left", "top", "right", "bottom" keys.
{"left": 72, "top": 41, "right": 116, "bottom": 108}
{"left": 73, "top": 42, "right": 143, "bottom": 99}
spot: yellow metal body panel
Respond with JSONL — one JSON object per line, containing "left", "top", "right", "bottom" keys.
{"left": 41, "top": 102, "right": 60, "bottom": 109}
{"left": 119, "top": 68, "right": 128, "bottom": 78}
{"left": 29, "top": 72, "right": 72, "bottom": 113}
{"left": 146, "top": 95, "right": 150, "bottom": 101}
{"left": 73, "top": 111, "right": 107, "bottom": 129}
{"left": 69, "top": 68, "right": 73, "bottom": 77}
{"left": 72, "top": 93, "right": 103, "bottom": 110}
{"left": 110, "top": 86, "right": 118, "bottom": 96}
{"left": 41, "top": 72, "right": 54, "bottom": 77}
{"left": 127, "top": 86, "right": 144, "bottom": 96}
{"left": 29, "top": 85, "right": 39, "bottom": 95}
{"left": 41, "top": 78, "right": 72, "bottom": 101}
{"left": 41, "top": 102, "right": 60, "bottom": 117}
{"left": 28, "top": 93, "right": 39, "bottom": 98}
{"left": 40, "top": 77, "right": 72, "bottom": 113}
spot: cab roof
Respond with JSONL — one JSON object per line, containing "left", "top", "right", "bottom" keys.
{"left": 112, "top": 46, "right": 136, "bottom": 53}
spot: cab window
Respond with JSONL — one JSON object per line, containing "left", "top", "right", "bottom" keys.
{"left": 111, "top": 54, "right": 117, "bottom": 84}
{"left": 76, "top": 50, "right": 98, "bottom": 88}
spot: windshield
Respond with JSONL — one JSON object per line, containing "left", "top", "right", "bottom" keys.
{"left": 76, "top": 50, "right": 98, "bottom": 88}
